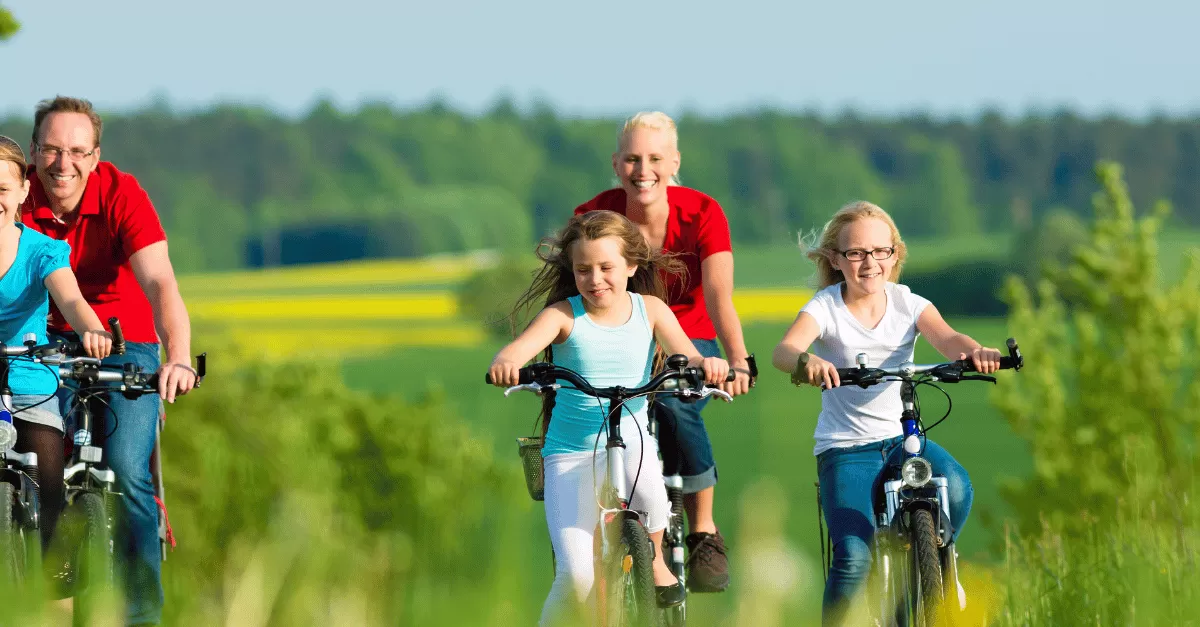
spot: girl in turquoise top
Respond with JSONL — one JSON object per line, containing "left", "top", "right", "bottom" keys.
{"left": 0, "top": 137, "right": 113, "bottom": 550}
{"left": 489, "top": 210, "right": 729, "bottom": 625}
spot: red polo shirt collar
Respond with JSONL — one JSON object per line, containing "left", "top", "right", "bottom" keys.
{"left": 25, "top": 164, "right": 103, "bottom": 220}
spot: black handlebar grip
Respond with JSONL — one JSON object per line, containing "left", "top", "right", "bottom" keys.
{"left": 485, "top": 368, "right": 536, "bottom": 385}
{"left": 108, "top": 317, "right": 126, "bottom": 356}
{"left": 1005, "top": 338, "right": 1023, "bottom": 371}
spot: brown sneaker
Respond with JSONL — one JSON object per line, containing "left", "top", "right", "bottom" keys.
{"left": 685, "top": 530, "right": 730, "bottom": 592}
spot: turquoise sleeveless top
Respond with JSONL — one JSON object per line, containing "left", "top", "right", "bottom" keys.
{"left": 542, "top": 292, "right": 656, "bottom": 456}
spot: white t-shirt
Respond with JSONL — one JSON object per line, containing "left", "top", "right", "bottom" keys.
{"left": 801, "top": 282, "right": 932, "bottom": 455}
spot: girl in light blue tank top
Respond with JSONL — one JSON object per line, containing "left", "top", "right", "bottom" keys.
{"left": 541, "top": 292, "right": 655, "bottom": 456}
{"left": 1, "top": 138, "right": 115, "bottom": 553}
{"left": 487, "top": 211, "right": 730, "bottom": 624}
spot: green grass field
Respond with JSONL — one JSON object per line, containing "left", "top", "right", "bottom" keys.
{"left": 170, "top": 228, "right": 1200, "bottom": 625}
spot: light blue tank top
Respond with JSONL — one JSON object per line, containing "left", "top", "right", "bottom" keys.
{"left": 542, "top": 292, "right": 656, "bottom": 456}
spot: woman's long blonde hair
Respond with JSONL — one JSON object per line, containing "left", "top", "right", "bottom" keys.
{"left": 801, "top": 201, "right": 908, "bottom": 289}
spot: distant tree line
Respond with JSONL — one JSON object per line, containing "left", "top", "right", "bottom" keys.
{"left": 2, "top": 99, "right": 1196, "bottom": 272}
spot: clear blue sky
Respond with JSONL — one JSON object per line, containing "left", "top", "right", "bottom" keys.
{"left": 2, "top": 0, "right": 1194, "bottom": 119}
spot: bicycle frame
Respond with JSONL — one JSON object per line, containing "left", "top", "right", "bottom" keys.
{"left": 872, "top": 378, "right": 956, "bottom": 623}
{"left": 0, "top": 344, "right": 52, "bottom": 547}
{"left": 595, "top": 387, "right": 648, "bottom": 564}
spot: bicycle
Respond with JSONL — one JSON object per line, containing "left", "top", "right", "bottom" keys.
{"left": 41, "top": 319, "right": 206, "bottom": 625}
{"left": 813, "top": 338, "right": 1023, "bottom": 627}
{"left": 0, "top": 334, "right": 58, "bottom": 592}
{"left": 648, "top": 356, "right": 757, "bottom": 627}
{"left": 488, "top": 354, "right": 734, "bottom": 627}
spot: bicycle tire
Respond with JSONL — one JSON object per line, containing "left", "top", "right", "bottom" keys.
{"left": 72, "top": 491, "right": 114, "bottom": 627}
{"left": 911, "top": 509, "right": 944, "bottom": 626}
{"left": 0, "top": 482, "right": 18, "bottom": 584}
{"left": 599, "top": 517, "right": 659, "bottom": 627}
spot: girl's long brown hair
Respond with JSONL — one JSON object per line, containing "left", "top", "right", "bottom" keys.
{"left": 510, "top": 210, "right": 685, "bottom": 434}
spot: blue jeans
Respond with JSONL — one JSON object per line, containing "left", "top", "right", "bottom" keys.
{"left": 816, "top": 436, "right": 973, "bottom": 626}
{"left": 651, "top": 338, "right": 721, "bottom": 493}
{"left": 54, "top": 334, "right": 163, "bottom": 626}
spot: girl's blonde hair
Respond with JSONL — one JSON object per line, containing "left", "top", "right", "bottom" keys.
{"left": 0, "top": 136, "right": 28, "bottom": 221}
{"left": 802, "top": 201, "right": 908, "bottom": 288}
{"left": 0, "top": 136, "right": 27, "bottom": 181}
{"left": 616, "top": 111, "right": 682, "bottom": 186}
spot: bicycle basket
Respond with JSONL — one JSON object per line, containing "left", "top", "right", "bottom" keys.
{"left": 516, "top": 436, "right": 545, "bottom": 501}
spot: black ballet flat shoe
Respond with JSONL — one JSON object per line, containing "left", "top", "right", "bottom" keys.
{"left": 655, "top": 581, "right": 686, "bottom": 608}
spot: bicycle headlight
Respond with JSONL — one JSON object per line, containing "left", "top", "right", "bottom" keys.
{"left": 901, "top": 457, "right": 933, "bottom": 488}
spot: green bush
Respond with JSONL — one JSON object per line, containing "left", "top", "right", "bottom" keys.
{"left": 456, "top": 255, "right": 541, "bottom": 337}
{"left": 154, "top": 346, "right": 517, "bottom": 625}
{"left": 1011, "top": 207, "right": 1091, "bottom": 283}
{"left": 994, "top": 162, "right": 1200, "bottom": 623}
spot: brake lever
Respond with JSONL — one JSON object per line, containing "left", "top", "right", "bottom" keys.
{"left": 503, "top": 382, "right": 561, "bottom": 397}
{"left": 958, "top": 374, "right": 997, "bottom": 384}
{"left": 701, "top": 387, "right": 734, "bottom": 403}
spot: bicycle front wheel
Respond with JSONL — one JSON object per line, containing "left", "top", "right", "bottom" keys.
{"left": 0, "top": 482, "right": 19, "bottom": 583}
{"left": 598, "top": 517, "right": 659, "bottom": 627}
{"left": 910, "top": 508, "right": 944, "bottom": 626}
{"left": 71, "top": 491, "right": 115, "bottom": 627}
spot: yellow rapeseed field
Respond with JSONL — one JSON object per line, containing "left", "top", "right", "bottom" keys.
{"left": 184, "top": 254, "right": 811, "bottom": 357}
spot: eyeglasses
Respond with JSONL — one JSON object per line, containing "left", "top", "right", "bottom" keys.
{"left": 837, "top": 247, "right": 896, "bottom": 262}
{"left": 35, "top": 144, "right": 97, "bottom": 161}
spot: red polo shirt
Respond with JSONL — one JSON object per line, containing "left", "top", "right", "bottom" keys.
{"left": 21, "top": 162, "right": 167, "bottom": 343}
{"left": 575, "top": 186, "right": 732, "bottom": 340}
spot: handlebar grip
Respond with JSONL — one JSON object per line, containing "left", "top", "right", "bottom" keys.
{"left": 485, "top": 368, "right": 536, "bottom": 385}
{"left": 109, "top": 317, "right": 126, "bottom": 356}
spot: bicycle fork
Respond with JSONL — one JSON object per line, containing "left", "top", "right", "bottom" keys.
{"left": 664, "top": 475, "right": 686, "bottom": 583}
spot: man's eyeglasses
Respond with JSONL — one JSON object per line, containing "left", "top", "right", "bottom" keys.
{"left": 35, "top": 144, "right": 97, "bottom": 161}
{"left": 837, "top": 247, "right": 896, "bottom": 262}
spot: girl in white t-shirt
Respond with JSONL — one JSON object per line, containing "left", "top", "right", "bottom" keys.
{"left": 771, "top": 201, "right": 1002, "bottom": 626}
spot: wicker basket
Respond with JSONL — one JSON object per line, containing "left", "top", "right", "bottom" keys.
{"left": 516, "top": 436, "right": 546, "bottom": 501}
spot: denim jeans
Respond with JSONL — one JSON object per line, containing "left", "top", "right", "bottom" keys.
{"left": 54, "top": 334, "right": 163, "bottom": 626}
{"left": 816, "top": 435, "right": 973, "bottom": 626}
{"left": 651, "top": 338, "right": 721, "bottom": 493}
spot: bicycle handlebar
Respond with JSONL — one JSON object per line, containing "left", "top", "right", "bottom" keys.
{"left": 832, "top": 338, "right": 1023, "bottom": 388}
{"left": 485, "top": 353, "right": 744, "bottom": 402}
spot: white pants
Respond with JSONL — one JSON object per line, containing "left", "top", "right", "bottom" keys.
{"left": 539, "top": 419, "right": 669, "bottom": 626}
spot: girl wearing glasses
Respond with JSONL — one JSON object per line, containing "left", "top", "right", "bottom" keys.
{"left": 770, "top": 200, "right": 1001, "bottom": 626}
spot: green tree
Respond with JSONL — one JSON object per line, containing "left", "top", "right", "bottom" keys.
{"left": 0, "top": 6, "right": 18, "bottom": 40}
{"left": 890, "top": 135, "right": 981, "bottom": 236}
{"left": 1011, "top": 206, "right": 1090, "bottom": 282}
{"left": 995, "top": 162, "right": 1200, "bottom": 532}
{"left": 456, "top": 255, "right": 540, "bottom": 337}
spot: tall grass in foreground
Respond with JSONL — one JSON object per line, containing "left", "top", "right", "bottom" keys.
{"left": 998, "top": 494, "right": 1200, "bottom": 626}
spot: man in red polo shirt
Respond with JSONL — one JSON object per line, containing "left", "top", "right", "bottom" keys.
{"left": 23, "top": 96, "right": 195, "bottom": 627}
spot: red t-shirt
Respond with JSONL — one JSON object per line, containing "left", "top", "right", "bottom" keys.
{"left": 575, "top": 186, "right": 732, "bottom": 340}
{"left": 22, "top": 162, "right": 168, "bottom": 343}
